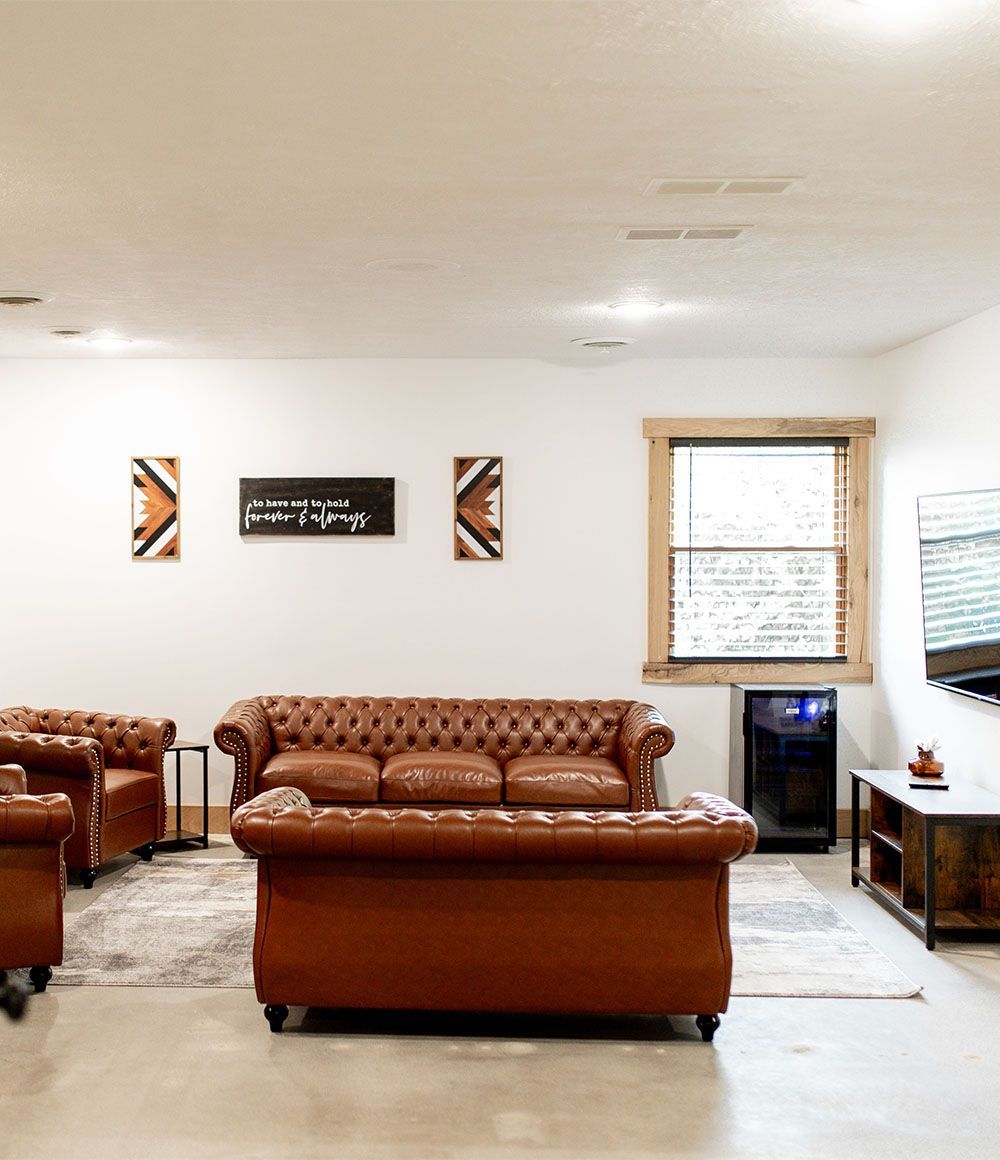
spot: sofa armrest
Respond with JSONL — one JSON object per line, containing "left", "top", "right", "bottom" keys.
{"left": 0, "top": 764, "right": 27, "bottom": 795}
{"left": 617, "top": 702, "right": 676, "bottom": 811}
{"left": 0, "top": 732, "right": 105, "bottom": 780}
{"left": 231, "top": 795, "right": 756, "bottom": 865}
{"left": 231, "top": 786, "right": 311, "bottom": 853}
{"left": 215, "top": 699, "right": 274, "bottom": 813}
{"left": 0, "top": 791, "right": 75, "bottom": 845}
{"left": 677, "top": 792, "right": 758, "bottom": 860}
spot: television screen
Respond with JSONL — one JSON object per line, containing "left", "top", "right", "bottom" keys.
{"left": 918, "top": 486, "right": 1000, "bottom": 706}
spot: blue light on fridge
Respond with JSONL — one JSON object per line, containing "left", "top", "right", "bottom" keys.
{"left": 782, "top": 697, "right": 824, "bottom": 721}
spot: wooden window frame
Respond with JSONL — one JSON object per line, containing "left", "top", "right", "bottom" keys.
{"left": 643, "top": 417, "right": 874, "bottom": 685}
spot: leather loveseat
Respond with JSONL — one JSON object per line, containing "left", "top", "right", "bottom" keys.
{"left": 0, "top": 764, "right": 75, "bottom": 991}
{"left": 0, "top": 706, "right": 176, "bottom": 886}
{"left": 231, "top": 787, "right": 758, "bottom": 1039}
{"left": 215, "top": 696, "right": 675, "bottom": 814}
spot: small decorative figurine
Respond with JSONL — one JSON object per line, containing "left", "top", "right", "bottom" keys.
{"left": 908, "top": 737, "right": 945, "bottom": 778}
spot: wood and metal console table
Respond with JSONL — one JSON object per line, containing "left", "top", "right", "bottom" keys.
{"left": 851, "top": 768, "right": 1000, "bottom": 950}
{"left": 159, "top": 741, "right": 210, "bottom": 850}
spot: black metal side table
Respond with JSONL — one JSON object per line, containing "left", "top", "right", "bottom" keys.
{"left": 159, "top": 741, "right": 210, "bottom": 850}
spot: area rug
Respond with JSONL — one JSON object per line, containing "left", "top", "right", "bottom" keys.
{"left": 56, "top": 855, "right": 920, "bottom": 998}
{"left": 729, "top": 860, "right": 920, "bottom": 998}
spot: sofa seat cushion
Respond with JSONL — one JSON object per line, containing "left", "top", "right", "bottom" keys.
{"left": 105, "top": 769, "right": 161, "bottom": 820}
{"left": 380, "top": 752, "right": 503, "bottom": 804}
{"left": 503, "top": 756, "right": 630, "bottom": 807}
{"left": 258, "top": 751, "right": 380, "bottom": 803}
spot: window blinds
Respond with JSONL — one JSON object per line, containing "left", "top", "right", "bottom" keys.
{"left": 668, "top": 439, "right": 849, "bottom": 660}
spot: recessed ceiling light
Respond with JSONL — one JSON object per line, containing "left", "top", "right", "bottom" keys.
{"left": 364, "top": 258, "right": 461, "bottom": 272}
{"left": 571, "top": 337, "right": 636, "bottom": 352}
{"left": 86, "top": 334, "right": 132, "bottom": 351}
{"left": 608, "top": 301, "right": 665, "bottom": 319}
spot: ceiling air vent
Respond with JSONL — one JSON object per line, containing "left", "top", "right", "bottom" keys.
{"left": 571, "top": 337, "right": 635, "bottom": 351}
{"left": 0, "top": 294, "right": 46, "bottom": 306}
{"left": 621, "top": 228, "right": 685, "bottom": 241}
{"left": 644, "top": 177, "right": 801, "bottom": 196}
{"left": 618, "top": 226, "right": 751, "bottom": 241}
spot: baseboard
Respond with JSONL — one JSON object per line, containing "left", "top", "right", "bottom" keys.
{"left": 172, "top": 805, "right": 231, "bottom": 835}
{"left": 837, "top": 808, "right": 869, "bottom": 839}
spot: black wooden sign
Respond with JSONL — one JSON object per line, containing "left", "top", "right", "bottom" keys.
{"left": 239, "top": 477, "right": 395, "bottom": 536}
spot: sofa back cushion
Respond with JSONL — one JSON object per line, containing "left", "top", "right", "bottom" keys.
{"left": 0, "top": 706, "right": 42, "bottom": 734}
{"left": 42, "top": 709, "right": 163, "bottom": 773}
{"left": 260, "top": 696, "right": 629, "bottom": 768}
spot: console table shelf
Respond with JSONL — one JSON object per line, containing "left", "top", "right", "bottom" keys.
{"left": 870, "top": 829, "right": 902, "bottom": 853}
{"left": 851, "top": 769, "right": 1000, "bottom": 950}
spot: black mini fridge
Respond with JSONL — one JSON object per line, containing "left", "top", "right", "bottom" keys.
{"left": 729, "top": 686, "right": 837, "bottom": 852}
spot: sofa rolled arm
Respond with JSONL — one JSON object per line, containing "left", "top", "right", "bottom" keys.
{"left": 231, "top": 786, "right": 311, "bottom": 854}
{"left": 617, "top": 702, "right": 676, "bottom": 811}
{"left": 0, "top": 764, "right": 27, "bottom": 795}
{"left": 677, "top": 792, "right": 758, "bottom": 860}
{"left": 0, "top": 732, "right": 105, "bottom": 780}
{"left": 232, "top": 793, "right": 756, "bottom": 866}
{"left": 0, "top": 791, "right": 75, "bottom": 845}
{"left": 215, "top": 699, "right": 273, "bottom": 813}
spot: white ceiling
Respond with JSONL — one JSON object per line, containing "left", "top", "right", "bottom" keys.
{"left": 1, "top": 0, "right": 999, "bottom": 359}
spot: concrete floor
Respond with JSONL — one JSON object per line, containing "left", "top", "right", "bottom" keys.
{"left": 2, "top": 842, "right": 999, "bottom": 1160}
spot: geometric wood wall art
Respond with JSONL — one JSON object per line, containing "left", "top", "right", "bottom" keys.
{"left": 132, "top": 456, "right": 180, "bottom": 559}
{"left": 454, "top": 456, "right": 503, "bottom": 559}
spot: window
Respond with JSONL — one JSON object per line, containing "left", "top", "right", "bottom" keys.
{"left": 644, "top": 418, "right": 874, "bottom": 684}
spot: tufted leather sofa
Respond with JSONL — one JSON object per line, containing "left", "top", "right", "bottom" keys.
{"left": 231, "top": 787, "right": 758, "bottom": 1038}
{"left": 0, "top": 706, "right": 176, "bottom": 886}
{"left": 215, "top": 696, "right": 675, "bottom": 815}
{"left": 0, "top": 764, "right": 75, "bottom": 990}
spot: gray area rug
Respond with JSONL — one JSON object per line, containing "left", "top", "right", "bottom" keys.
{"left": 61, "top": 856, "right": 257, "bottom": 988}
{"left": 729, "top": 860, "right": 920, "bottom": 998}
{"left": 56, "top": 855, "right": 920, "bottom": 998}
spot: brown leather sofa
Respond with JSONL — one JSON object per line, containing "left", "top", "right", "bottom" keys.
{"left": 0, "top": 706, "right": 176, "bottom": 886}
{"left": 216, "top": 696, "right": 674, "bottom": 814}
{"left": 231, "top": 787, "right": 757, "bottom": 1040}
{"left": 0, "top": 764, "right": 75, "bottom": 991}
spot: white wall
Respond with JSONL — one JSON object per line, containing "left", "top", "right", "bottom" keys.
{"left": 873, "top": 303, "right": 1000, "bottom": 790}
{"left": 0, "top": 357, "right": 875, "bottom": 806}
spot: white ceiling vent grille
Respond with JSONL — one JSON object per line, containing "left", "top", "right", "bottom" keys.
{"left": 617, "top": 225, "right": 751, "bottom": 241}
{"left": 644, "top": 177, "right": 801, "bottom": 196}
{"left": 570, "top": 336, "right": 635, "bottom": 351}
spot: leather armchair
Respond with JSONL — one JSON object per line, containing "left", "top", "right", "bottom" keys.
{"left": 0, "top": 706, "right": 176, "bottom": 887}
{"left": 0, "top": 764, "right": 75, "bottom": 990}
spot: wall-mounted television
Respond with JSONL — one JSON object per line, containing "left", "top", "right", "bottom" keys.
{"left": 918, "top": 486, "right": 1000, "bottom": 707}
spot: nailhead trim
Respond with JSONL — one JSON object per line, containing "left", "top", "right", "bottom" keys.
{"left": 222, "top": 729, "right": 249, "bottom": 811}
{"left": 86, "top": 746, "right": 101, "bottom": 869}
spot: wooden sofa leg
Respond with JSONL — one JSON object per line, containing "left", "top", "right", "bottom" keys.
{"left": 137, "top": 843, "right": 155, "bottom": 863}
{"left": 264, "top": 1004, "right": 289, "bottom": 1033}
{"left": 29, "top": 966, "right": 53, "bottom": 993}
{"left": 80, "top": 869, "right": 98, "bottom": 889}
{"left": 696, "top": 1015, "right": 721, "bottom": 1043}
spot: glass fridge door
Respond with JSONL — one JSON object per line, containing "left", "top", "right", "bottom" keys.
{"left": 748, "top": 691, "right": 835, "bottom": 841}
